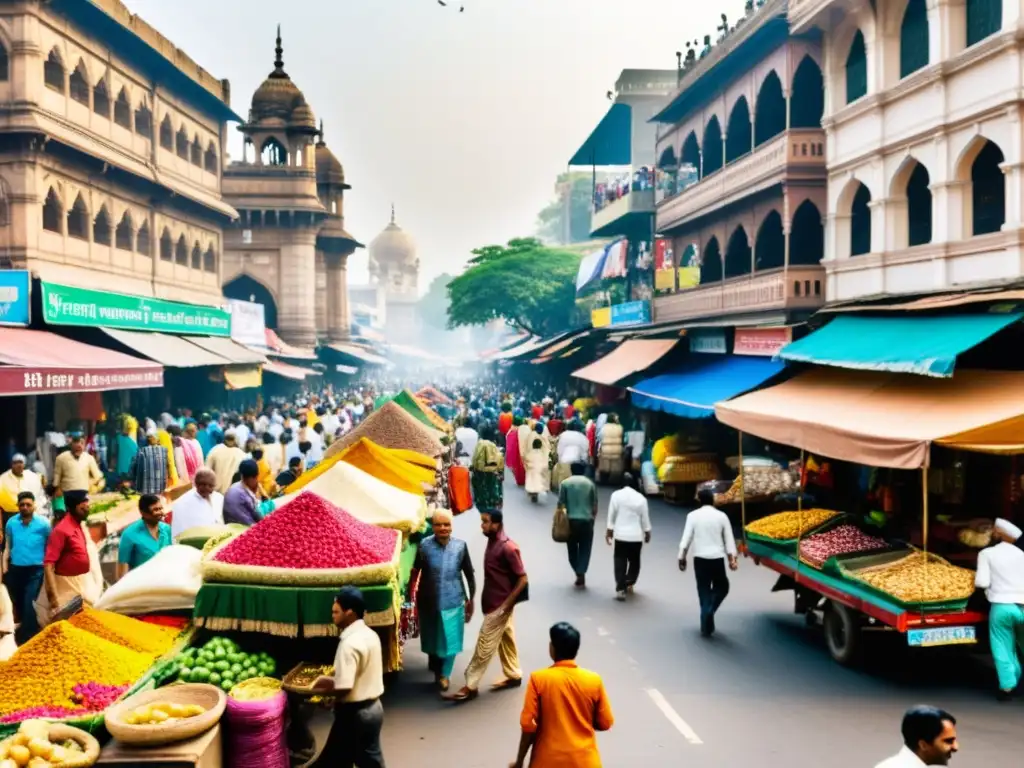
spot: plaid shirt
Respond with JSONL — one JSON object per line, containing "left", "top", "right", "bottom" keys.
{"left": 131, "top": 444, "right": 167, "bottom": 495}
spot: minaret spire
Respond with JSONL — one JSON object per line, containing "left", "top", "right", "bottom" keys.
{"left": 390, "top": 203, "right": 395, "bottom": 224}
{"left": 273, "top": 25, "right": 285, "bottom": 73}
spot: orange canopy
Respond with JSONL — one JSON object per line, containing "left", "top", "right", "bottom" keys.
{"left": 572, "top": 339, "right": 677, "bottom": 386}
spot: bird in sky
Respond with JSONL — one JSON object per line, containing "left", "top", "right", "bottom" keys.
{"left": 437, "top": 0, "right": 446, "bottom": 5}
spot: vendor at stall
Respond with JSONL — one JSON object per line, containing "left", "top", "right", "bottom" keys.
{"left": 39, "top": 490, "right": 101, "bottom": 623}
{"left": 975, "top": 518, "right": 1024, "bottom": 701}
{"left": 116, "top": 494, "right": 172, "bottom": 579}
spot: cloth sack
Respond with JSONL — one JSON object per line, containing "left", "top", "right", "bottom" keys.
{"left": 552, "top": 505, "right": 570, "bottom": 543}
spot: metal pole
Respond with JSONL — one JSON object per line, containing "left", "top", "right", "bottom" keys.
{"left": 796, "top": 448, "right": 805, "bottom": 585}
{"left": 738, "top": 431, "right": 747, "bottom": 547}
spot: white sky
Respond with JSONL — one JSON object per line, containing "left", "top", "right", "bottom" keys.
{"left": 125, "top": 0, "right": 748, "bottom": 290}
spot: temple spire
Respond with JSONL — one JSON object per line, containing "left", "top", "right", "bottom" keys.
{"left": 273, "top": 25, "right": 285, "bottom": 73}
{"left": 390, "top": 203, "right": 395, "bottom": 224}
{"left": 317, "top": 119, "right": 325, "bottom": 146}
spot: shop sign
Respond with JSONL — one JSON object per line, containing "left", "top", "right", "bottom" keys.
{"left": 226, "top": 299, "right": 267, "bottom": 348}
{"left": 0, "top": 367, "right": 163, "bottom": 396}
{"left": 41, "top": 282, "right": 231, "bottom": 336}
{"left": 689, "top": 329, "right": 727, "bottom": 354}
{"left": 0, "top": 270, "right": 30, "bottom": 326}
{"left": 734, "top": 326, "right": 793, "bottom": 356}
{"left": 610, "top": 300, "right": 650, "bottom": 327}
{"left": 591, "top": 306, "right": 612, "bottom": 328}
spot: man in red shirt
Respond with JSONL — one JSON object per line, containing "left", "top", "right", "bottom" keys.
{"left": 447, "top": 510, "right": 528, "bottom": 702}
{"left": 41, "top": 490, "right": 98, "bottom": 622}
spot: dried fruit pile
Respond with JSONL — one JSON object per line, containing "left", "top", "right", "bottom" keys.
{"left": 853, "top": 554, "right": 976, "bottom": 604}
{"left": 799, "top": 525, "right": 888, "bottom": 568}
{"left": 745, "top": 508, "right": 839, "bottom": 540}
{"left": 0, "top": 623, "right": 153, "bottom": 721}
{"left": 203, "top": 491, "right": 401, "bottom": 586}
{"left": 325, "top": 401, "right": 442, "bottom": 459}
{"left": 69, "top": 607, "right": 179, "bottom": 656}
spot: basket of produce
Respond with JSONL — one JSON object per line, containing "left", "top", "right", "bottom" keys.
{"left": 797, "top": 522, "right": 891, "bottom": 571}
{"left": 281, "top": 663, "right": 334, "bottom": 695}
{"left": 0, "top": 720, "right": 100, "bottom": 768}
{"left": 228, "top": 677, "right": 282, "bottom": 702}
{"left": 104, "top": 684, "right": 225, "bottom": 747}
{"left": 839, "top": 550, "right": 976, "bottom": 610}
{"left": 744, "top": 508, "right": 841, "bottom": 552}
{"left": 162, "top": 636, "right": 278, "bottom": 692}
{"left": 658, "top": 454, "right": 720, "bottom": 485}
{"left": 712, "top": 466, "right": 796, "bottom": 506}
{"left": 174, "top": 524, "right": 248, "bottom": 550}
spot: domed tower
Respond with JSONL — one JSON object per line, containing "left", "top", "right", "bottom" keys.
{"left": 314, "top": 122, "right": 363, "bottom": 343}
{"left": 221, "top": 26, "right": 328, "bottom": 347}
{"left": 369, "top": 207, "right": 420, "bottom": 340}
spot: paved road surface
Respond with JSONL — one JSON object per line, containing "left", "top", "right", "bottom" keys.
{"left": 374, "top": 479, "right": 1019, "bottom": 767}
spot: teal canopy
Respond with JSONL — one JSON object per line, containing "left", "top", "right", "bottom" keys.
{"left": 568, "top": 103, "right": 632, "bottom": 167}
{"left": 779, "top": 313, "right": 1023, "bottom": 377}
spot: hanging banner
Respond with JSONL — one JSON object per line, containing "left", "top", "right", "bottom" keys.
{"left": 610, "top": 300, "right": 650, "bottom": 327}
{"left": 689, "top": 329, "right": 727, "bottom": 354}
{"left": 0, "top": 271, "right": 30, "bottom": 326}
{"left": 600, "top": 239, "right": 629, "bottom": 280}
{"left": 734, "top": 326, "right": 793, "bottom": 356}
{"left": 41, "top": 282, "right": 232, "bottom": 336}
{"left": 226, "top": 299, "right": 267, "bottom": 348}
{"left": 591, "top": 306, "right": 612, "bottom": 328}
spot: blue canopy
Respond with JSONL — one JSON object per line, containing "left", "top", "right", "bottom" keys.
{"left": 568, "top": 103, "right": 632, "bottom": 167}
{"left": 629, "top": 355, "right": 786, "bottom": 419}
{"left": 779, "top": 313, "right": 1023, "bottom": 378}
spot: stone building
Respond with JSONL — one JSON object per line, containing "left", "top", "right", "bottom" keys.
{"left": 0, "top": 0, "right": 236, "bottom": 305}
{"left": 221, "top": 29, "right": 360, "bottom": 347}
{"left": 355, "top": 207, "right": 420, "bottom": 342}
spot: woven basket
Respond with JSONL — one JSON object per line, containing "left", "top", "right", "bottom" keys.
{"left": 105, "top": 684, "right": 226, "bottom": 746}
{"left": 0, "top": 724, "right": 101, "bottom": 768}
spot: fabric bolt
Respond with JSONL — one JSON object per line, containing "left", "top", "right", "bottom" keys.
{"left": 118, "top": 518, "right": 172, "bottom": 570}
{"left": 464, "top": 608, "right": 521, "bottom": 690}
{"left": 988, "top": 603, "right": 1024, "bottom": 692}
{"left": 5, "top": 514, "right": 50, "bottom": 566}
{"left": 131, "top": 444, "right": 168, "bottom": 495}
{"left": 613, "top": 540, "right": 642, "bottom": 592}
{"left": 693, "top": 557, "right": 730, "bottom": 635}
{"left": 567, "top": 519, "right": 595, "bottom": 576}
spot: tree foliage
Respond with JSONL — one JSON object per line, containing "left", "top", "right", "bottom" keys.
{"left": 418, "top": 272, "right": 454, "bottom": 330}
{"left": 534, "top": 172, "right": 599, "bottom": 245}
{"left": 447, "top": 237, "right": 582, "bottom": 336}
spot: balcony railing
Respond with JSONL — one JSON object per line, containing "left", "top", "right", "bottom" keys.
{"left": 653, "top": 265, "right": 826, "bottom": 323}
{"left": 656, "top": 129, "right": 825, "bottom": 234}
{"left": 591, "top": 189, "right": 655, "bottom": 235}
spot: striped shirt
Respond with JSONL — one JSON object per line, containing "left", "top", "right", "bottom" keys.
{"left": 132, "top": 445, "right": 167, "bottom": 495}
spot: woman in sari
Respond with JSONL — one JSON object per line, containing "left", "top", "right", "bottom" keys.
{"left": 505, "top": 416, "right": 525, "bottom": 487}
{"left": 470, "top": 423, "right": 504, "bottom": 513}
{"left": 414, "top": 509, "right": 475, "bottom": 692}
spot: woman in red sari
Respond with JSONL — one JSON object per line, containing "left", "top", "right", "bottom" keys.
{"left": 505, "top": 416, "right": 526, "bottom": 486}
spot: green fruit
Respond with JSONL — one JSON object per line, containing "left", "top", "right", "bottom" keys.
{"left": 245, "top": 667, "right": 258, "bottom": 679}
{"left": 214, "top": 660, "right": 230, "bottom": 672}
{"left": 209, "top": 672, "right": 222, "bottom": 685}
{"left": 220, "top": 679, "right": 234, "bottom": 692}
{"left": 179, "top": 657, "right": 194, "bottom": 669}
{"left": 213, "top": 647, "right": 226, "bottom": 660}
{"left": 230, "top": 663, "right": 243, "bottom": 675}
{"left": 226, "top": 653, "right": 241, "bottom": 665}
{"left": 194, "top": 667, "right": 211, "bottom": 682}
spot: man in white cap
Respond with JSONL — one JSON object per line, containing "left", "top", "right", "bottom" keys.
{"left": 975, "top": 518, "right": 1024, "bottom": 701}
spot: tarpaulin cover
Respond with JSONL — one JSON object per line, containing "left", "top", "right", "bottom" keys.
{"left": 630, "top": 355, "right": 785, "bottom": 419}
{"left": 187, "top": 335, "right": 267, "bottom": 365}
{"left": 778, "top": 313, "right": 1022, "bottom": 377}
{"left": 263, "top": 360, "right": 319, "bottom": 381}
{"left": 572, "top": 339, "right": 677, "bottom": 386}
{"left": 222, "top": 365, "right": 262, "bottom": 390}
{"left": 715, "top": 368, "right": 1024, "bottom": 470}
{"left": 102, "top": 328, "right": 230, "bottom": 367}
{"left": 568, "top": 102, "right": 632, "bottom": 166}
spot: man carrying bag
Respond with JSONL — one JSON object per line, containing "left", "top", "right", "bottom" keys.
{"left": 554, "top": 463, "right": 598, "bottom": 588}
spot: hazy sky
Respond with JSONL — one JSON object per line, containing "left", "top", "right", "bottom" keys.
{"left": 126, "top": 0, "right": 747, "bottom": 290}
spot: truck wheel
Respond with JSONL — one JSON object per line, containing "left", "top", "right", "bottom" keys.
{"left": 823, "top": 601, "right": 861, "bottom": 666}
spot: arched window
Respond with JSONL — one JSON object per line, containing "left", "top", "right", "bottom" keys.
{"left": 699, "top": 238, "right": 722, "bottom": 284}
{"left": 114, "top": 88, "right": 131, "bottom": 128}
{"left": 191, "top": 242, "right": 202, "bottom": 269}
{"left": 966, "top": 0, "right": 1001, "bottom": 47}
{"left": 726, "top": 97, "right": 752, "bottom": 163}
{"left": 724, "top": 226, "right": 752, "bottom": 278}
{"left": 42, "top": 188, "right": 63, "bottom": 233}
{"left": 790, "top": 201, "right": 824, "bottom": 265}
{"left": 175, "top": 126, "right": 189, "bottom": 160}
{"left": 93, "top": 205, "right": 111, "bottom": 246}
{"left": 971, "top": 140, "right": 1005, "bottom": 236}
{"left": 115, "top": 211, "right": 133, "bottom": 250}
{"left": 846, "top": 31, "right": 868, "bottom": 104}
{"left": 755, "top": 211, "right": 785, "bottom": 271}
{"left": 261, "top": 137, "right": 288, "bottom": 166}
{"left": 44, "top": 49, "right": 65, "bottom": 93}
{"left": 135, "top": 102, "right": 152, "bottom": 138}
{"left": 755, "top": 72, "right": 786, "bottom": 146}
{"left": 203, "top": 245, "right": 217, "bottom": 273}
{"left": 900, "top": 0, "right": 929, "bottom": 78}
{"left": 69, "top": 60, "right": 89, "bottom": 106}
{"left": 93, "top": 78, "right": 110, "bottom": 118}
{"left": 175, "top": 234, "right": 188, "bottom": 265}
{"left": 159, "top": 115, "right": 173, "bottom": 150}
{"left": 0, "top": 42, "right": 9, "bottom": 82}
{"left": 67, "top": 194, "right": 89, "bottom": 240}
{"left": 204, "top": 142, "right": 218, "bottom": 174}
{"left": 906, "top": 163, "right": 933, "bottom": 246}
{"left": 137, "top": 221, "right": 151, "bottom": 255}
{"left": 702, "top": 117, "right": 724, "bottom": 177}
{"left": 680, "top": 131, "right": 700, "bottom": 185}
{"left": 791, "top": 56, "right": 824, "bottom": 128}
{"left": 190, "top": 135, "right": 202, "bottom": 167}
{"left": 159, "top": 227, "right": 172, "bottom": 261}
{"left": 850, "top": 184, "right": 872, "bottom": 256}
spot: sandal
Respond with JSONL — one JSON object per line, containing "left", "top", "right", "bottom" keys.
{"left": 439, "top": 677, "right": 450, "bottom": 692}
{"left": 490, "top": 678, "right": 523, "bottom": 692}
{"left": 444, "top": 687, "right": 478, "bottom": 703}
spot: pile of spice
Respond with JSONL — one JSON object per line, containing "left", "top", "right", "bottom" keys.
{"left": 69, "top": 607, "right": 179, "bottom": 655}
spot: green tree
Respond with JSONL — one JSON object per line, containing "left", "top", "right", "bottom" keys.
{"left": 535, "top": 172, "right": 598, "bottom": 245}
{"left": 447, "top": 237, "right": 582, "bottom": 336}
{"left": 418, "top": 273, "right": 454, "bottom": 330}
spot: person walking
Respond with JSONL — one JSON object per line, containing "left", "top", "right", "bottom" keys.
{"left": 974, "top": 517, "right": 1024, "bottom": 700}
{"left": 678, "top": 488, "right": 737, "bottom": 637}
{"left": 414, "top": 509, "right": 475, "bottom": 692}
{"left": 509, "top": 622, "right": 613, "bottom": 768}
{"left": 205, "top": 430, "right": 247, "bottom": 495}
{"left": 605, "top": 474, "right": 651, "bottom": 600}
{"left": 130, "top": 427, "right": 168, "bottom": 496}
{"left": 470, "top": 424, "right": 504, "bottom": 513}
{"left": 875, "top": 706, "right": 958, "bottom": 767}
{"left": 557, "top": 463, "right": 597, "bottom": 588}
{"left": 447, "top": 510, "right": 527, "bottom": 703}
{"left": 312, "top": 586, "right": 387, "bottom": 768}
{"left": 2, "top": 492, "right": 50, "bottom": 643}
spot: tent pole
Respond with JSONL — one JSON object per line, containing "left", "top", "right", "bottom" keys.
{"left": 921, "top": 465, "right": 929, "bottom": 557}
{"left": 739, "top": 431, "right": 747, "bottom": 547}
{"left": 796, "top": 448, "right": 805, "bottom": 586}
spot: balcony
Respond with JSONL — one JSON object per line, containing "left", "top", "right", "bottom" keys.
{"left": 591, "top": 189, "right": 655, "bottom": 237}
{"left": 653, "top": 265, "right": 826, "bottom": 324}
{"left": 656, "top": 129, "right": 825, "bottom": 234}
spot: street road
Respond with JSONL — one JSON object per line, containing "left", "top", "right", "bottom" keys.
{"left": 376, "top": 479, "right": 1019, "bottom": 767}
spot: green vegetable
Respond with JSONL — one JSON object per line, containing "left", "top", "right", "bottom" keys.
{"left": 220, "top": 679, "right": 234, "bottom": 692}
{"left": 214, "top": 647, "right": 226, "bottom": 660}
{"left": 209, "top": 672, "right": 222, "bottom": 685}
{"left": 230, "top": 663, "right": 243, "bottom": 675}
{"left": 214, "top": 660, "right": 230, "bottom": 672}
{"left": 192, "top": 667, "right": 211, "bottom": 682}
{"left": 227, "top": 653, "right": 242, "bottom": 665}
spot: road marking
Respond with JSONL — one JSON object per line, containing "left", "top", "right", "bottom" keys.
{"left": 645, "top": 688, "right": 703, "bottom": 745}
{"left": 596, "top": 626, "right": 610, "bottom": 637}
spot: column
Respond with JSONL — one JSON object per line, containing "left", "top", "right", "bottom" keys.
{"left": 277, "top": 226, "right": 319, "bottom": 346}
{"left": 326, "top": 252, "right": 351, "bottom": 342}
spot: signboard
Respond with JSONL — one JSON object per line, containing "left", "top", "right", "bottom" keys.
{"left": 0, "top": 367, "right": 163, "bottom": 396}
{"left": 42, "top": 282, "right": 232, "bottom": 336}
{"left": 591, "top": 306, "right": 612, "bottom": 328}
{"left": 226, "top": 299, "right": 267, "bottom": 348}
{"left": 734, "top": 326, "right": 793, "bottom": 357}
{"left": 689, "top": 329, "right": 727, "bottom": 354}
{"left": 0, "top": 270, "right": 30, "bottom": 326}
{"left": 610, "top": 300, "right": 650, "bottom": 327}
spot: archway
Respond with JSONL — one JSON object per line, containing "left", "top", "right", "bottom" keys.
{"left": 846, "top": 30, "right": 868, "bottom": 104}
{"left": 657, "top": 145, "right": 678, "bottom": 197}
{"left": 703, "top": 117, "right": 724, "bottom": 176}
{"left": 966, "top": 0, "right": 1001, "bottom": 48}
{"left": 261, "top": 137, "right": 288, "bottom": 166}
{"left": 791, "top": 56, "right": 824, "bottom": 128}
{"left": 755, "top": 211, "right": 785, "bottom": 271}
{"left": 680, "top": 131, "right": 701, "bottom": 184}
{"left": 850, "top": 183, "right": 872, "bottom": 255}
{"left": 699, "top": 238, "right": 722, "bottom": 284}
{"left": 755, "top": 72, "right": 786, "bottom": 146}
{"left": 789, "top": 200, "right": 824, "bottom": 265}
{"left": 970, "top": 140, "right": 1005, "bottom": 235}
{"left": 906, "top": 163, "right": 933, "bottom": 246}
{"left": 224, "top": 274, "right": 278, "bottom": 330}
{"left": 900, "top": 0, "right": 930, "bottom": 78}
{"left": 726, "top": 98, "right": 752, "bottom": 163}
{"left": 724, "top": 226, "right": 752, "bottom": 278}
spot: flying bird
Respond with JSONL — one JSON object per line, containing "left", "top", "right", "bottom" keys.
{"left": 438, "top": 0, "right": 446, "bottom": 5}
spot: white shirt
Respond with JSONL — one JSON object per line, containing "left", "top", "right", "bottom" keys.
{"left": 678, "top": 505, "right": 737, "bottom": 561}
{"left": 606, "top": 486, "right": 651, "bottom": 542}
{"left": 170, "top": 489, "right": 225, "bottom": 538}
{"left": 557, "top": 431, "right": 589, "bottom": 465}
{"left": 455, "top": 427, "right": 479, "bottom": 461}
{"left": 874, "top": 747, "right": 926, "bottom": 768}
{"left": 975, "top": 541, "right": 1024, "bottom": 604}
{"left": 306, "top": 430, "right": 324, "bottom": 464}
{"left": 332, "top": 619, "right": 385, "bottom": 703}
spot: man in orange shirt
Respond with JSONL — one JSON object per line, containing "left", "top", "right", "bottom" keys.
{"left": 509, "top": 622, "right": 614, "bottom": 768}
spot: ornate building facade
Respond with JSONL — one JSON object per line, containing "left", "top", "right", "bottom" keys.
{"left": 365, "top": 208, "right": 419, "bottom": 341}
{"left": 221, "top": 29, "right": 360, "bottom": 346}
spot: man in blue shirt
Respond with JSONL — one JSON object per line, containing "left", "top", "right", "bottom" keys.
{"left": 223, "top": 459, "right": 264, "bottom": 526}
{"left": 116, "top": 494, "right": 171, "bottom": 579}
{"left": 3, "top": 491, "right": 50, "bottom": 643}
